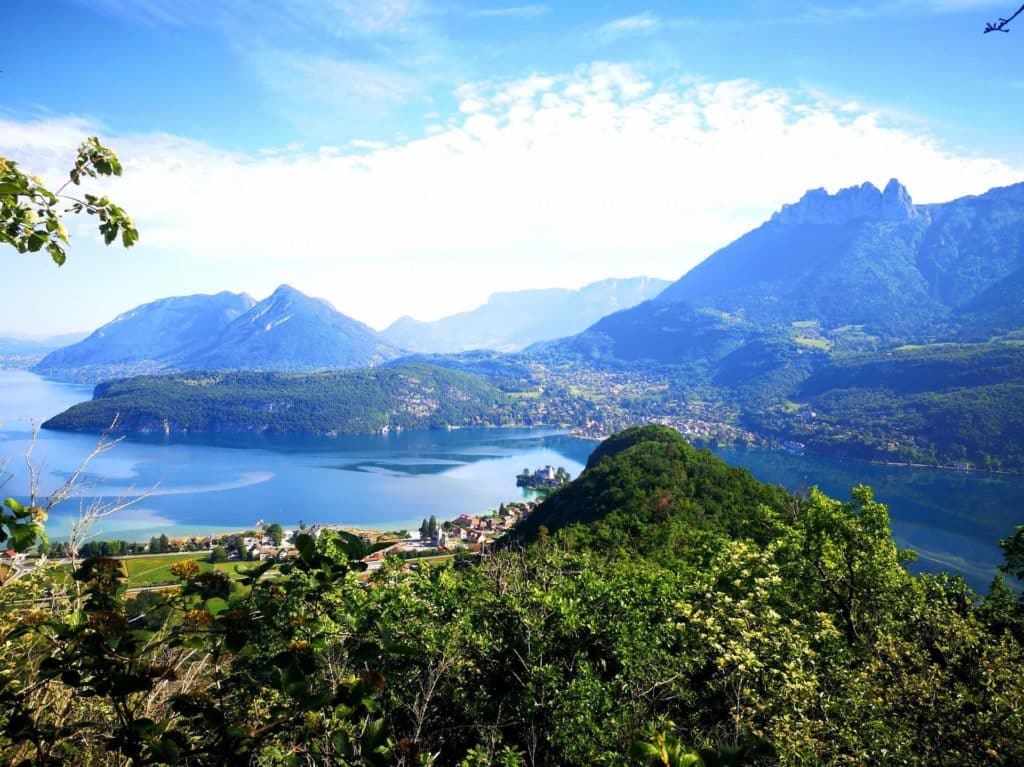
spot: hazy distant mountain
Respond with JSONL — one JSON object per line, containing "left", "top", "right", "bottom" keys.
{"left": 381, "top": 276, "right": 670, "bottom": 353}
{"left": 0, "top": 333, "right": 88, "bottom": 356}
{"left": 186, "top": 284, "right": 400, "bottom": 372}
{"left": 0, "top": 333, "right": 90, "bottom": 370}
{"left": 35, "top": 292, "right": 256, "bottom": 382}
{"left": 34, "top": 286, "right": 402, "bottom": 383}
{"left": 551, "top": 180, "right": 1024, "bottom": 363}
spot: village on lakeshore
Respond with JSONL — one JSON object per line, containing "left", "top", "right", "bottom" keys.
{"left": 0, "top": 494, "right": 545, "bottom": 587}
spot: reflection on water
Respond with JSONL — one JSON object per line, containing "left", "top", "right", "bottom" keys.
{"left": 1, "top": 370, "right": 1022, "bottom": 591}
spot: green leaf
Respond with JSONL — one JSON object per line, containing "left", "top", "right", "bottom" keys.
{"left": 360, "top": 717, "right": 388, "bottom": 751}
{"left": 8, "top": 521, "right": 40, "bottom": 552}
{"left": 628, "top": 741, "right": 663, "bottom": 761}
{"left": 47, "top": 241, "right": 66, "bottom": 266}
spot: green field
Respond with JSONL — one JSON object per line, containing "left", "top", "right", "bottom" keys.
{"left": 794, "top": 336, "right": 831, "bottom": 351}
{"left": 122, "top": 553, "right": 247, "bottom": 589}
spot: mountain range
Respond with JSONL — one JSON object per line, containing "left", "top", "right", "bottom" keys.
{"left": 545, "top": 179, "right": 1024, "bottom": 364}
{"left": 381, "top": 277, "right": 669, "bottom": 353}
{"left": 32, "top": 278, "right": 668, "bottom": 383}
{"left": 39, "top": 178, "right": 1024, "bottom": 470}
{"left": 34, "top": 286, "right": 399, "bottom": 383}
{"left": 0, "top": 333, "right": 88, "bottom": 356}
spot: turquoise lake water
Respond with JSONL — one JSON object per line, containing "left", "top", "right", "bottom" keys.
{"left": 1, "top": 369, "right": 1021, "bottom": 591}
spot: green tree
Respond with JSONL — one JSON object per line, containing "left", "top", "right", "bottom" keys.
{"left": 209, "top": 545, "right": 228, "bottom": 563}
{"left": 1, "top": 137, "right": 137, "bottom": 264}
{"left": 999, "top": 525, "right": 1024, "bottom": 581}
{"left": 265, "top": 522, "right": 284, "bottom": 547}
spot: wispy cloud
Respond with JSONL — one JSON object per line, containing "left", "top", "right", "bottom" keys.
{"left": 797, "top": 0, "right": 1008, "bottom": 22}
{"left": 75, "top": 0, "right": 428, "bottom": 36}
{"left": 250, "top": 50, "right": 419, "bottom": 107}
{"left": 595, "top": 12, "right": 661, "bottom": 41}
{"left": 72, "top": 0, "right": 457, "bottom": 138}
{"left": 2, "top": 67, "right": 1019, "bottom": 328}
{"left": 468, "top": 5, "right": 550, "bottom": 19}
{"left": 78, "top": 0, "right": 192, "bottom": 26}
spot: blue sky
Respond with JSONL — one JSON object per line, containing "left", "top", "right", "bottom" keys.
{"left": 2, "top": 0, "right": 1022, "bottom": 335}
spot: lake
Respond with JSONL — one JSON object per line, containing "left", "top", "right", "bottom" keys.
{"left": 2, "top": 369, "right": 1022, "bottom": 591}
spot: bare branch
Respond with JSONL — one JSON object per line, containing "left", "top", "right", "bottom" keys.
{"left": 67, "top": 487, "right": 154, "bottom": 568}
{"left": 39, "top": 414, "right": 124, "bottom": 512}
{"left": 15, "top": 415, "right": 154, "bottom": 569}
{"left": 25, "top": 422, "right": 42, "bottom": 504}
{"left": 984, "top": 3, "right": 1024, "bottom": 33}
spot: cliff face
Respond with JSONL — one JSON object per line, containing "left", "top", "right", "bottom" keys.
{"left": 770, "top": 179, "right": 919, "bottom": 226}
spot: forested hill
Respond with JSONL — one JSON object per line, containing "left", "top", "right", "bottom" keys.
{"left": 41, "top": 363, "right": 511, "bottom": 435}
{"left": 513, "top": 424, "right": 791, "bottom": 551}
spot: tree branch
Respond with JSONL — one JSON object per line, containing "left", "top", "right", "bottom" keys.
{"left": 984, "top": 4, "right": 1024, "bottom": 33}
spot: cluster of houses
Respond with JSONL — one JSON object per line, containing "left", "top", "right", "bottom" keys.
{"left": 239, "top": 523, "right": 388, "bottom": 562}
{"left": 6, "top": 500, "right": 545, "bottom": 587}
{"left": 420, "top": 501, "right": 539, "bottom": 549}
{"left": 240, "top": 532, "right": 298, "bottom": 562}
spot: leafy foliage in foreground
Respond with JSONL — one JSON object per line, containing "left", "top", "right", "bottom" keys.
{"left": 1, "top": 137, "right": 138, "bottom": 264}
{"left": 2, "top": 426, "right": 1023, "bottom": 765}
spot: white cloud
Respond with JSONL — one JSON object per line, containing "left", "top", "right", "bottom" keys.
{"left": 468, "top": 5, "right": 550, "bottom": 19}
{"left": 2, "top": 66, "right": 1020, "bottom": 329}
{"left": 595, "top": 12, "right": 661, "bottom": 41}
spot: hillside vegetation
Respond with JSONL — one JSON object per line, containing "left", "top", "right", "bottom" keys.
{"left": 2, "top": 426, "right": 1023, "bottom": 765}
{"left": 42, "top": 363, "right": 510, "bottom": 435}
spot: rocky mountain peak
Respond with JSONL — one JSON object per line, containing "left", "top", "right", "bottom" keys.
{"left": 771, "top": 179, "right": 917, "bottom": 226}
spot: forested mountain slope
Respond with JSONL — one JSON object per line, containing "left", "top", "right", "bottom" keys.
{"left": 657, "top": 179, "right": 1024, "bottom": 342}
